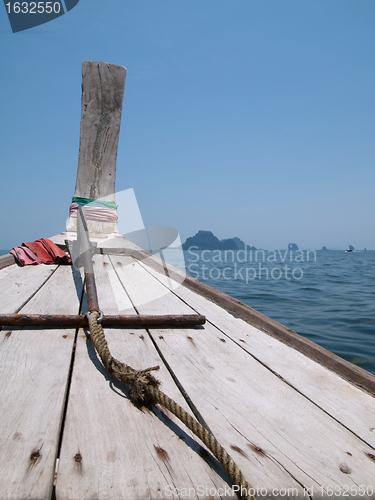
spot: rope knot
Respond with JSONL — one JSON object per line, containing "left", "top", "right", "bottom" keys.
{"left": 127, "top": 366, "right": 161, "bottom": 406}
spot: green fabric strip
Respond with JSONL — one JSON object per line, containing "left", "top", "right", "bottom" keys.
{"left": 72, "top": 196, "right": 118, "bottom": 210}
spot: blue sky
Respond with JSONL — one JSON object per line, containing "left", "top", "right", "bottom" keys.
{"left": 1, "top": 1, "right": 374, "bottom": 250}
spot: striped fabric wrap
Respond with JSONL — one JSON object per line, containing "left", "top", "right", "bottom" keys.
{"left": 72, "top": 196, "right": 118, "bottom": 210}
{"left": 69, "top": 203, "right": 118, "bottom": 223}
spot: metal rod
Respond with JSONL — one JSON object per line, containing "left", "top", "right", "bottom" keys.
{"left": 0, "top": 314, "right": 206, "bottom": 328}
{"left": 77, "top": 205, "right": 99, "bottom": 312}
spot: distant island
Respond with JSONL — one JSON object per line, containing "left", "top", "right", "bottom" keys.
{"left": 288, "top": 243, "right": 299, "bottom": 251}
{"left": 182, "top": 230, "right": 257, "bottom": 250}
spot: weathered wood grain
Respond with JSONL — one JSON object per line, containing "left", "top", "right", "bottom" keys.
{"left": 140, "top": 261, "right": 375, "bottom": 450}
{"left": 73, "top": 61, "right": 126, "bottom": 202}
{"left": 0, "top": 262, "right": 17, "bottom": 277}
{"left": 0, "top": 263, "right": 57, "bottom": 313}
{"left": 66, "top": 61, "right": 126, "bottom": 234}
{"left": 0, "top": 265, "right": 81, "bottom": 500}
{"left": 56, "top": 255, "right": 237, "bottom": 500}
{"left": 112, "top": 255, "right": 375, "bottom": 495}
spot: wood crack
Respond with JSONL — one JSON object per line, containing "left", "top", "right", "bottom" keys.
{"left": 226, "top": 419, "right": 315, "bottom": 498}
{"left": 14, "top": 265, "right": 59, "bottom": 314}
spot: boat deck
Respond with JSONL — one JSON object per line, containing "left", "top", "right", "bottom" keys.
{"left": 1, "top": 236, "right": 375, "bottom": 500}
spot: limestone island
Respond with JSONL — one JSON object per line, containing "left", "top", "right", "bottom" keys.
{"left": 182, "top": 230, "right": 257, "bottom": 251}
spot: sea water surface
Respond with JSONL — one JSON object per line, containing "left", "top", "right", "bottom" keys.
{"left": 183, "top": 248, "right": 375, "bottom": 375}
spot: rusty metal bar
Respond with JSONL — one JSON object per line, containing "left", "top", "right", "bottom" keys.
{"left": 77, "top": 205, "right": 99, "bottom": 312}
{"left": 0, "top": 314, "right": 206, "bottom": 329}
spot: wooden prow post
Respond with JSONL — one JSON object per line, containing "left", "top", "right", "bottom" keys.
{"left": 66, "top": 61, "right": 126, "bottom": 236}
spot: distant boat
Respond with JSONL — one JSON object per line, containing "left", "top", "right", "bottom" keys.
{"left": 346, "top": 245, "right": 354, "bottom": 252}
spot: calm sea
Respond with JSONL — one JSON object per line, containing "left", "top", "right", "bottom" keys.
{"left": 183, "top": 249, "right": 375, "bottom": 375}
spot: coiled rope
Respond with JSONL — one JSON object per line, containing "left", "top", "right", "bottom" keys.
{"left": 88, "top": 311, "right": 255, "bottom": 500}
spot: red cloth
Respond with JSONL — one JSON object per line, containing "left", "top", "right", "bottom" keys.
{"left": 10, "top": 246, "right": 42, "bottom": 266}
{"left": 22, "top": 241, "right": 54, "bottom": 264}
{"left": 37, "top": 238, "right": 71, "bottom": 264}
{"left": 21, "top": 239, "right": 71, "bottom": 265}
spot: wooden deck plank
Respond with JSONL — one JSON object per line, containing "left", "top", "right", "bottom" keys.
{"left": 112, "top": 255, "right": 375, "bottom": 495}
{"left": 56, "top": 255, "right": 237, "bottom": 500}
{"left": 0, "top": 265, "right": 81, "bottom": 500}
{"left": 138, "top": 259, "right": 375, "bottom": 450}
{"left": 0, "top": 263, "right": 57, "bottom": 313}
